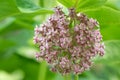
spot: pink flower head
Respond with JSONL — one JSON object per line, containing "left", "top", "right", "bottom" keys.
{"left": 33, "top": 6, "right": 105, "bottom": 75}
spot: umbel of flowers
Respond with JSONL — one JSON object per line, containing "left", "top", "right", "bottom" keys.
{"left": 33, "top": 6, "right": 105, "bottom": 75}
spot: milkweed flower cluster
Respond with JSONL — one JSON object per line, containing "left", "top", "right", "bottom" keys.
{"left": 33, "top": 6, "right": 105, "bottom": 75}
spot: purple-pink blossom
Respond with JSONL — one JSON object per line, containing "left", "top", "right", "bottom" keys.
{"left": 33, "top": 6, "right": 105, "bottom": 75}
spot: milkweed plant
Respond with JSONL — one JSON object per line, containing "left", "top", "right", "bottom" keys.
{"left": 1, "top": 0, "right": 120, "bottom": 80}
{"left": 33, "top": 6, "right": 105, "bottom": 79}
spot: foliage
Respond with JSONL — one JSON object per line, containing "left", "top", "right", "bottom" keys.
{"left": 0, "top": 0, "right": 120, "bottom": 80}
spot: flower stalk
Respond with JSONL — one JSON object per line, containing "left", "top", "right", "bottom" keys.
{"left": 75, "top": 75, "right": 79, "bottom": 80}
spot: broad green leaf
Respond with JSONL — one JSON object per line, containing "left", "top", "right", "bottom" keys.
{"left": 57, "top": 0, "right": 75, "bottom": 8}
{"left": 0, "top": 0, "right": 20, "bottom": 20}
{"left": 91, "top": 40, "right": 120, "bottom": 79}
{"left": 41, "top": 0, "right": 57, "bottom": 9}
{"left": 17, "top": 47, "right": 37, "bottom": 59}
{"left": 0, "top": 0, "right": 53, "bottom": 20}
{"left": 76, "top": 0, "right": 107, "bottom": 11}
{"left": 105, "top": 0, "right": 120, "bottom": 11}
{"left": 0, "top": 70, "right": 24, "bottom": 80}
{"left": 0, "top": 18, "right": 15, "bottom": 31}
{"left": 16, "top": 0, "right": 39, "bottom": 10}
{"left": 0, "top": 38, "right": 16, "bottom": 56}
{"left": 15, "top": 0, "right": 54, "bottom": 13}
{"left": 15, "top": 0, "right": 40, "bottom": 13}
{"left": 95, "top": 40, "right": 120, "bottom": 65}
{"left": 89, "top": 65, "right": 120, "bottom": 80}
{"left": 0, "top": 53, "right": 39, "bottom": 80}
{"left": 0, "top": 26, "right": 34, "bottom": 58}
{"left": 104, "top": 40, "right": 120, "bottom": 64}
{"left": 6, "top": 29, "right": 33, "bottom": 46}
{"left": 83, "top": 6, "right": 120, "bottom": 40}
{"left": 57, "top": 0, "right": 107, "bottom": 13}
{"left": 14, "top": 9, "right": 53, "bottom": 19}
{"left": 89, "top": 41, "right": 120, "bottom": 80}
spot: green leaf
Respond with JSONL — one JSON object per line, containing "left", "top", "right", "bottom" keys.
{"left": 105, "top": 0, "right": 120, "bottom": 11}
{"left": 0, "top": 53, "right": 39, "bottom": 80}
{"left": 41, "top": 0, "right": 57, "bottom": 9}
{"left": 95, "top": 40, "right": 120, "bottom": 65}
{"left": 104, "top": 40, "right": 120, "bottom": 64}
{"left": 83, "top": 6, "right": 120, "bottom": 40}
{"left": 15, "top": 0, "right": 54, "bottom": 13}
{"left": 15, "top": 0, "right": 40, "bottom": 13}
{"left": 0, "top": 0, "right": 53, "bottom": 20}
{"left": 57, "top": 0, "right": 75, "bottom": 8}
{"left": 0, "top": 17, "right": 15, "bottom": 31}
{"left": 57, "top": 0, "right": 107, "bottom": 12}
{"left": 0, "top": 38, "right": 16, "bottom": 56}
{"left": 0, "top": 0, "right": 20, "bottom": 20}
{"left": 16, "top": 0, "right": 39, "bottom": 10}
{"left": 92, "top": 40, "right": 120, "bottom": 80}
{"left": 17, "top": 47, "right": 37, "bottom": 59}
{"left": 76, "top": 0, "right": 107, "bottom": 11}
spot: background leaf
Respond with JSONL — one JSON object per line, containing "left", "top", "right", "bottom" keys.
{"left": 0, "top": 53, "right": 40, "bottom": 80}
{"left": 57, "top": 0, "right": 107, "bottom": 9}
{"left": 90, "top": 40, "right": 120, "bottom": 80}
{"left": 0, "top": 0, "right": 20, "bottom": 20}
{"left": 78, "top": 40, "right": 120, "bottom": 80}
{"left": 0, "top": 0, "right": 53, "bottom": 21}
{"left": 105, "top": 0, "right": 120, "bottom": 11}
{"left": 76, "top": 0, "right": 107, "bottom": 11}
{"left": 83, "top": 6, "right": 120, "bottom": 40}
{"left": 16, "top": 0, "right": 39, "bottom": 11}
{"left": 57, "top": 0, "right": 75, "bottom": 8}
{"left": 95, "top": 40, "right": 120, "bottom": 64}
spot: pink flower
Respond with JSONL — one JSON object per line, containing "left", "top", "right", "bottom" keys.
{"left": 33, "top": 6, "right": 105, "bottom": 75}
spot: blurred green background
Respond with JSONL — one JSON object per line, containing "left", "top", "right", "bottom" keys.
{"left": 0, "top": 0, "right": 120, "bottom": 80}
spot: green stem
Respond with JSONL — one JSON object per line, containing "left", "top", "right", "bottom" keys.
{"left": 38, "top": 61, "right": 47, "bottom": 80}
{"left": 64, "top": 74, "right": 71, "bottom": 80}
{"left": 39, "top": 0, "right": 44, "bottom": 7}
{"left": 75, "top": 75, "right": 79, "bottom": 80}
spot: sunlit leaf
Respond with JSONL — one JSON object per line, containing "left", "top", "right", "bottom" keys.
{"left": 17, "top": 47, "right": 37, "bottom": 59}
{"left": 0, "top": 70, "right": 24, "bottom": 80}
